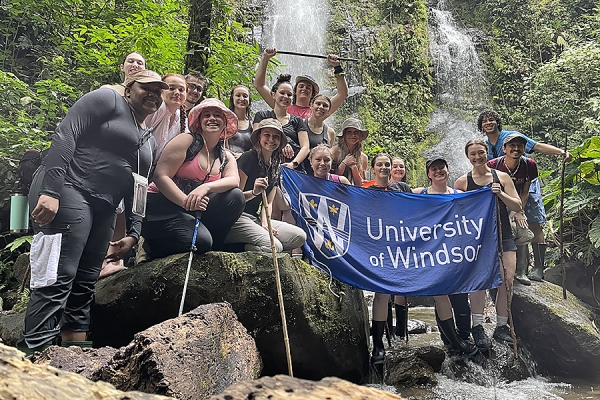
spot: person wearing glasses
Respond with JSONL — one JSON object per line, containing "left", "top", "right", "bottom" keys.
{"left": 184, "top": 72, "right": 207, "bottom": 114}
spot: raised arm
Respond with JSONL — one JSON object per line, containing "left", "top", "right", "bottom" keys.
{"left": 327, "top": 54, "right": 348, "bottom": 116}
{"left": 254, "top": 47, "right": 277, "bottom": 109}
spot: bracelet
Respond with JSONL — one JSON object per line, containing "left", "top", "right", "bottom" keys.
{"left": 251, "top": 188, "right": 260, "bottom": 196}
{"left": 334, "top": 65, "right": 344, "bottom": 74}
{"left": 335, "top": 72, "right": 346, "bottom": 78}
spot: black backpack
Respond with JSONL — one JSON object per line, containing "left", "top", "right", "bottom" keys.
{"left": 185, "top": 132, "right": 228, "bottom": 173}
{"left": 12, "top": 149, "right": 48, "bottom": 195}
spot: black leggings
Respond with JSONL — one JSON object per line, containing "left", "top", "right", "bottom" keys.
{"left": 143, "top": 189, "right": 245, "bottom": 258}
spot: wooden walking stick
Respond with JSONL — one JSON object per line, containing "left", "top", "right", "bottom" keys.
{"left": 496, "top": 191, "right": 518, "bottom": 357}
{"left": 262, "top": 190, "right": 294, "bottom": 376}
{"left": 276, "top": 50, "right": 359, "bottom": 62}
{"left": 559, "top": 134, "right": 568, "bottom": 300}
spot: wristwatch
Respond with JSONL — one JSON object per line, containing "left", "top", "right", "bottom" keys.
{"left": 292, "top": 161, "right": 299, "bottom": 168}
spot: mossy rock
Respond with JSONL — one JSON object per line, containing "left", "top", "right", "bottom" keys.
{"left": 92, "top": 251, "right": 370, "bottom": 383}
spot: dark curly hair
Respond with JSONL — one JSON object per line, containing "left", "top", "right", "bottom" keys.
{"left": 477, "top": 110, "right": 502, "bottom": 132}
{"left": 270, "top": 74, "right": 292, "bottom": 94}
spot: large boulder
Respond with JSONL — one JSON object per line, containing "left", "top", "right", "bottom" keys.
{"left": 512, "top": 282, "right": 600, "bottom": 379}
{"left": 0, "top": 343, "right": 167, "bottom": 399}
{"left": 30, "top": 345, "right": 118, "bottom": 380}
{"left": 0, "top": 310, "right": 24, "bottom": 346}
{"left": 92, "top": 252, "right": 370, "bottom": 382}
{"left": 384, "top": 346, "right": 440, "bottom": 386}
{"left": 544, "top": 262, "right": 600, "bottom": 309}
{"left": 95, "top": 303, "right": 261, "bottom": 399}
{"left": 209, "top": 374, "right": 405, "bottom": 399}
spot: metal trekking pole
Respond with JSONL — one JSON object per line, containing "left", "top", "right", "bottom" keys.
{"left": 179, "top": 217, "right": 201, "bottom": 317}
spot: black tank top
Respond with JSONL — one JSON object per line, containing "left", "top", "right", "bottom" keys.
{"left": 466, "top": 170, "right": 513, "bottom": 240}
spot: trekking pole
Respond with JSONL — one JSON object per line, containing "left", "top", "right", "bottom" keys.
{"left": 496, "top": 197, "right": 518, "bottom": 357}
{"left": 262, "top": 190, "right": 294, "bottom": 377}
{"left": 179, "top": 218, "right": 200, "bottom": 317}
{"left": 276, "top": 50, "right": 359, "bottom": 62}
{"left": 559, "top": 134, "right": 568, "bottom": 300}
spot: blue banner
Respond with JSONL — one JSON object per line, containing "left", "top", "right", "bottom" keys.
{"left": 281, "top": 168, "right": 502, "bottom": 296}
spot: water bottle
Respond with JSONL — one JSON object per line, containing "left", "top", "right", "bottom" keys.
{"left": 10, "top": 181, "right": 29, "bottom": 234}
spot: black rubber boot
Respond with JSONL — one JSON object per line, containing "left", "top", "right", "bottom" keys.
{"left": 450, "top": 293, "right": 471, "bottom": 340}
{"left": 529, "top": 243, "right": 546, "bottom": 282}
{"left": 395, "top": 304, "right": 407, "bottom": 339}
{"left": 435, "top": 308, "right": 451, "bottom": 347}
{"left": 371, "top": 320, "right": 386, "bottom": 365}
{"left": 515, "top": 245, "right": 532, "bottom": 285}
{"left": 438, "top": 318, "right": 478, "bottom": 355}
{"left": 386, "top": 299, "right": 395, "bottom": 341}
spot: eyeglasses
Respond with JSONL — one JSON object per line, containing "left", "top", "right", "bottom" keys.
{"left": 187, "top": 83, "right": 204, "bottom": 93}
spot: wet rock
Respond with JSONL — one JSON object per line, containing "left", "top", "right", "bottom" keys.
{"left": 0, "top": 342, "right": 167, "bottom": 399}
{"left": 12, "top": 253, "right": 29, "bottom": 289}
{"left": 415, "top": 345, "right": 445, "bottom": 372}
{"left": 544, "top": 262, "right": 600, "bottom": 309}
{"left": 512, "top": 282, "right": 600, "bottom": 379}
{"left": 407, "top": 319, "right": 427, "bottom": 334}
{"left": 92, "top": 251, "right": 370, "bottom": 382}
{"left": 210, "top": 374, "right": 406, "bottom": 399}
{"left": 406, "top": 296, "right": 435, "bottom": 307}
{"left": 30, "top": 345, "right": 117, "bottom": 380}
{"left": 384, "top": 347, "right": 437, "bottom": 386}
{"left": 0, "top": 310, "right": 24, "bottom": 346}
{"left": 95, "top": 303, "right": 261, "bottom": 399}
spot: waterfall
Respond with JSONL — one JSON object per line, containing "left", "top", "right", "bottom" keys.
{"left": 426, "top": 0, "right": 487, "bottom": 181}
{"left": 260, "top": 0, "right": 329, "bottom": 90}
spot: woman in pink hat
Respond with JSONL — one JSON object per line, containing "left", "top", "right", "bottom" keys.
{"left": 142, "top": 98, "right": 245, "bottom": 259}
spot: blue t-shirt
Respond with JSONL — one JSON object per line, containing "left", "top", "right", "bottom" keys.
{"left": 485, "top": 130, "right": 537, "bottom": 160}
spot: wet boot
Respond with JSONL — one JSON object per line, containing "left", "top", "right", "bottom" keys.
{"left": 386, "top": 300, "right": 395, "bottom": 341}
{"left": 61, "top": 341, "right": 93, "bottom": 349}
{"left": 529, "top": 243, "right": 546, "bottom": 282}
{"left": 371, "top": 320, "right": 386, "bottom": 365}
{"left": 435, "top": 309, "right": 451, "bottom": 348}
{"left": 450, "top": 293, "right": 471, "bottom": 340}
{"left": 395, "top": 304, "right": 407, "bottom": 340}
{"left": 515, "top": 245, "right": 531, "bottom": 285}
{"left": 438, "top": 318, "right": 478, "bottom": 356}
{"left": 16, "top": 338, "right": 55, "bottom": 356}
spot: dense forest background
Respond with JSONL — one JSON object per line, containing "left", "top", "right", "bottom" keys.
{"left": 1, "top": 0, "right": 600, "bottom": 299}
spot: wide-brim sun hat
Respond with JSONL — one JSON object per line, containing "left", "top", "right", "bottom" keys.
{"left": 123, "top": 70, "right": 169, "bottom": 89}
{"left": 425, "top": 157, "right": 448, "bottom": 172}
{"left": 188, "top": 98, "right": 238, "bottom": 140}
{"left": 295, "top": 75, "right": 320, "bottom": 95}
{"left": 251, "top": 118, "right": 288, "bottom": 150}
{"left": 503, "top": 133, "right": 527, "bottom": 146}
{"left": 338, "top": 117, "right": 368, "bottom": 141}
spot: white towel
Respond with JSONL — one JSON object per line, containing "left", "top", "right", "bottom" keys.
{"left": 29, "top": 232, "right": 62, "bottom": 289}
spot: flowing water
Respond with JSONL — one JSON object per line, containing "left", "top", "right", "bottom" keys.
{"left": 426, "top": 0, "right": 486, "bottom": 182}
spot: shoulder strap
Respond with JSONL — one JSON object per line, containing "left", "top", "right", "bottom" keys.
{"left": 185, "top": 132, "right": 204, "bottom": 162}
{"left": 495, "top": 157, "right": 502, "bottom": 169}
{"left": 420, "top": 188, "right": 428, "bottom": 194}
{"left": 330, "top": 173, "right": 340, "bottom": 182}
{"left": 491, "top": 168, "right": 500, "bottom": 184}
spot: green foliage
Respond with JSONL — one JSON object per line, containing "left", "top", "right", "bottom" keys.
{"left": 545, "top": 137, "right": 600, "bottom": 266}
{"left": 12, "top": 288, "right": 30, "bottom": 313}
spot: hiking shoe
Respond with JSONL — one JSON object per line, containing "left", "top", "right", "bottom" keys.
{"left": 493, "top": 325, "right": 514, "bottom": 343}
{"left": 471, "top": 324, "right": 492, "bottom": 350}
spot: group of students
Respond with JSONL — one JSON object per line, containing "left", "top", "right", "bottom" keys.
{"left": 16, "top": 50, "right": 568, "bottom": 370}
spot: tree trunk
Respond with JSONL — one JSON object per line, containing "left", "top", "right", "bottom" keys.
{"left": 185, "top": 0, "right": 212, "bottom": 73}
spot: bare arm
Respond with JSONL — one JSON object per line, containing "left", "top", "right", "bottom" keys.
{"left": 339, "top": 176, "right": 351, "bottom": 185}
{"left": 327, "top": 126, "right": 335, "bottom": 146}
{"left": 327, "top": 55, "right": 348, "bottom": 116}
{"left": 494, "top": 171, "right": 522, "bottom": 212}
{"left": 254, "top": 48, "right": 276, "bottom": 109}
{"left": 153, "top": 134, "right": 193, "bottom": 208}
{"left": 532, "top": 142, "right": 572, "bottom": 162}
{"left": 293, "top": 130, "right": 310, "bottom": 165}
{"left": 454, "top": 175, "right": 467, "bottom": 192}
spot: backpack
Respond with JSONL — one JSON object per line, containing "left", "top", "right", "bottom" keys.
{"left": 185, "top": 132, "right": 228, "bottom": 173}
{"left": 12, "top": 149, "right": 48, "bottom": 195}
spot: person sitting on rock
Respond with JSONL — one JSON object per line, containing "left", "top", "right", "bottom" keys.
{"left": 487, "top": 133, "right": 539, "bottom": 286}
{"left": 478, "top": 109, "right": 571, "bottom": 282}
{"left": 142, "top": 98, "right": 245, "bottom": 259}
{"left": 412, "top": 157, "right": 477, "bottom": 355}
{"left": 224, "top": 118, "right": 306, "bottom": 252}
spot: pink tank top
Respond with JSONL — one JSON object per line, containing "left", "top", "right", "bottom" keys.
{"left": 148, "top": 151, "right": 221, "bottom": 193}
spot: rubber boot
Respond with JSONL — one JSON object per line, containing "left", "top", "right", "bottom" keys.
{"left": 371, "top": 320, "right": 386, "bottom": 365}
{"left": 395, "top": 304, "right": 407, "bottom": 339}
{"left": 450, "top": 293, "right": 471, "bottom": 340}
{"left": 16, "top": 339, "right": 54, "bottom": 356}
{"left": 515, "top": 245, "right": 532, "bottom": 285}
{"left": 438, "top": 318, "right": 478, "bottom": 355}
{"left": 529, "top": 243, "right": 546, "bottom": 282}
{"left": 434, "top": 308, "right": 451, "bottom": 347}
{"left": 386, "top": 300, "right": 395, "bottom": 341}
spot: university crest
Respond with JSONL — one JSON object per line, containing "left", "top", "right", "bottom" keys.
{"left": 299, "top": 193, "right": 351, "bottom": 259}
